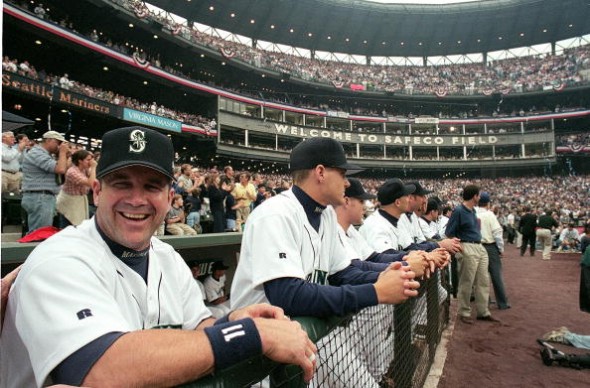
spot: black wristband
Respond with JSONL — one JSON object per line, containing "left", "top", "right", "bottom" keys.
{"left": 204, "top": 318, "right": 262, "bottom": 371}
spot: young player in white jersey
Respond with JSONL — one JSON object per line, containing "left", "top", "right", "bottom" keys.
{"left": 231, "top": 137, "right": 421, "bottom": 387}
{"left": 0, "top": 126, "right": 316, "bottom": 387}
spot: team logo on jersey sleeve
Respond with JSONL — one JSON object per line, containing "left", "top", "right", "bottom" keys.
{"left": 279, "top": 252, "right": 287, "bottom": 259}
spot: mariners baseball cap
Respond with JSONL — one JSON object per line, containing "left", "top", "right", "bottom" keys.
{"left": 478, "top": 191, "right": 491, "bottom": 205}
{"left": 289, "top": 137, "right": 363, "bottom": 175}
{"left": 426, "top": 198, "right": 440, "bottom": 213}
{"left": 211, "top": 261, "right": 229, "bottom": 271}
{"left": 96, "top": 126, "right": 175, "bottom": 181}
{"left": 407, "top": 181, "right": 432, "bottom": 196}
{"left": 378, "top": 178, "right": 416, "bottom": 205}
{"left": 345, "top": 178, "right": 376, "bottom": 200}
{"left": 42, "top": 130, "right": 66, "bottom": 142}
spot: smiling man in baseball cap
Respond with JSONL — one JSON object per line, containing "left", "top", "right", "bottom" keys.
{"left": 2, "top": 126, "right": 317, "bottom": 387}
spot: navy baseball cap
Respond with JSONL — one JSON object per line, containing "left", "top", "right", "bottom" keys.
{"left": 97, "top": 126, "right": 175, "bottom": 181}
{"left": 406, "top": 181, "right": 433, "bottom": 196}
{"left": 345, "top": 178, "right": 376, "bottom": 200}
{"left": 289, "top": 137, "right": 363, "bottom": 175}
{"left": 478, "top": 192, "right": 491, "bottom": 205}
{"left": 378, "top": 178, "right": 416, "bottom": 206}
{"left": 212, "top": 261, "right": 229, "bottom": 271}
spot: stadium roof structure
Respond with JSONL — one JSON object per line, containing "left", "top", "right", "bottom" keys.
{"left": 146, "top": 0, "right": 590, "bottom": 57}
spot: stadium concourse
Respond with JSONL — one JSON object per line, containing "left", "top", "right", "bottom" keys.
{"left": 433, "top": 244, "right": 588, "bottom": 387}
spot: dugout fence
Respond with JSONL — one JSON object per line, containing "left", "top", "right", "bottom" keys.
{"left": 184, "top": 269, "right": 451, "bottom": 388}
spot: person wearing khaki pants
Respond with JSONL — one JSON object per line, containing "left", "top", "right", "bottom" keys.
{"left": 536, "top": 228, "right": 553, "bottom": 260}
{"left": 536, "top": 209, "right": 559, "bottom": 260}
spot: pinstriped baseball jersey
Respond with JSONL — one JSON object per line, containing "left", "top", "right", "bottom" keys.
{"left": 0, "top": 219, "right": 211, "bottom": 387}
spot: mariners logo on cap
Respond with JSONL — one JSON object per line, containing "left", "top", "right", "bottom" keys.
{"left": 129, "top": 129, "right": 147, "bottom": 153}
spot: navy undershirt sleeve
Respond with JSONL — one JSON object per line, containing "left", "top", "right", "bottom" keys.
{"left": 349, "top": 259, "right": 389, "bottom": 273}
{"left": 263, "top": 277, "right": 377, "bottom": 317}
{"left": 328, "top": 264, "right": 379, "bottom": 285}
{"left": 366, "top": 251, "right": 406, "bottom": 263}
{"left": 51, "top": 332, "right": 125, "bottom": 386}
{"left": 404, "top": 241, "right": 439, "bottom": 252}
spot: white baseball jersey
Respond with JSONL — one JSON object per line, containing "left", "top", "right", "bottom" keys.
{"left": 418, "top": 216, "right": 439, "bottom": 240}
{"left": 231, "top": 189, "right": 355, "bottom": 309}
{"left": 203, "top": 274, "right": 227, "bottom": 302}
{"left": 399, "top": 212, "right": 427, "bottom": 244}
{"left": 359, "top": 210, "right": 405, "bottom": 252}
{"left": 337, "top": 224, "right": 375, "bottom": 261}
{"left": 0, "top": 219, "right": 211, "bottom": 388}
{"left": 336, "top": 223, "right": 391, "bottom": 384}
{"left": 437, "top": 215, "right": 450, "bottom": 238}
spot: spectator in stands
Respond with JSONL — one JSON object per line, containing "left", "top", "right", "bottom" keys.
{"left": 176, "top": 163, "right": 194, "bottom": 194}
{"left": 222, "top": 165, "right": 235, "bottom": 183}
{"left": 56, "top": 149, "right": 97, "bottom": 227}
{"left": 221, "top": 176, "right": 239, "bottom": 232}
{"left": 21, "top": 131, "right": 70, "bottom": 233}
{"left": 59, "top": 73, "right": 73, "bottom": 90}
{"left": 254, "top": 184, "right": 268, "bottom": 208}
{"left": 33, "top": 3, "right": 46, "bottom": 19}
{"left": 1, "top": 126, "right": 316, "bottom": 386}
{"left": 205, "top": 170, "right": 227, "bottom": 233}
{"left": 203, "top": 261, "right": 232, "bottom": 316}
{"left": 165, "top": 194, "right": 197, "bottom": 235}
{"left": 557, "top": 223, "right": 581, "bottom": 252}
{"left": 185, "top": 186, "right": 202, "bottom": 233}
{"left": 446, "top": 184, "right": 499, "bottom": 324}
{"left": 232, "top": 171, "right": 257, "bottom": 226}
{"left": 519, "top": 206, "right": 538, "bottom": 257}
{"left": 2, "top": 131, "right": 28, "bottom": 193}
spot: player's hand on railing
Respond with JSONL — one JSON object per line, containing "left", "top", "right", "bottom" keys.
{"left": 404, "top": 250, "right": 431, "bottom": 279}
{"left": 428, "top": 248, "right": 451, "bottom": 269}
{"left": 229, "top": 303, "right": 289, "bottom": 321}
{"left": 375, "top": 262, "right": 420, "bottom": 304}
{"left": 438, "top": 237, "right": 462, "bottom": 254}
{"left": 254, "top": 317, "right": 317, "bottom": 383}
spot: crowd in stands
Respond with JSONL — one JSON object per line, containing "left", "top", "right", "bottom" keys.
{"left": 556, "top": 133, "right": 590, "bottom": 147}
{"left": 2, "top": 56, "right": 215, "bottom": 131}
{"left": 7, "top": 0, "right": 590, "bottom": 115}
{"left": 111, "top": 0, "right": 590, "bottom": 97}
{"left": 3, "top": 125, "right": 588, "bottom": 240}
